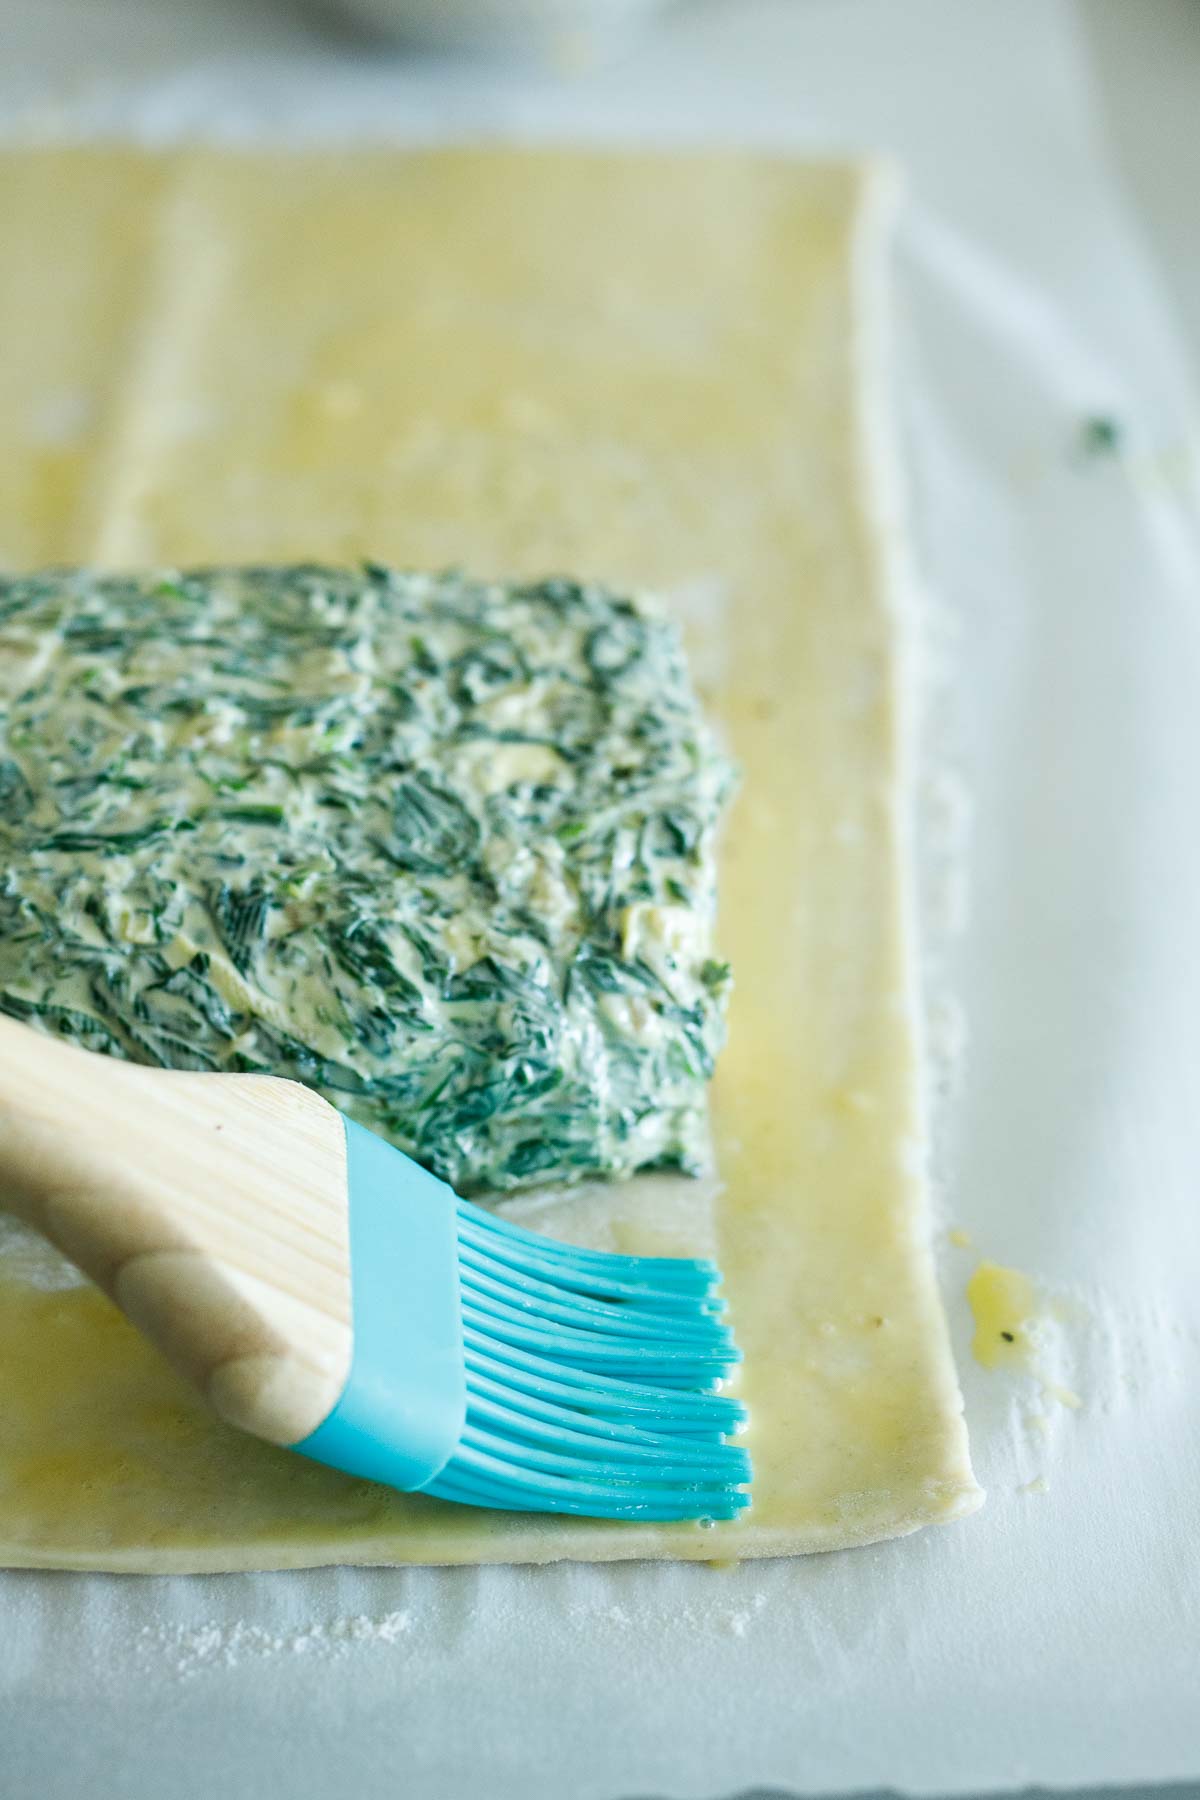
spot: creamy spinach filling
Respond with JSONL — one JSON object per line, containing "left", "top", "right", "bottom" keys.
{"left": 0, "top": 565, "right": 733, "bottom": 1194}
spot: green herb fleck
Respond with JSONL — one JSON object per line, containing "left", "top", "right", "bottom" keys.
{"left": 1079, "top": 415, "right": 1124, "bottom": 458}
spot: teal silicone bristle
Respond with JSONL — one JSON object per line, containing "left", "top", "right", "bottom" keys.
{"left": 423, "top": 1203, "right": 751, "bottom": 1520}
{"left": 294, "top": 1120, "right": 751, "bottom": 1522}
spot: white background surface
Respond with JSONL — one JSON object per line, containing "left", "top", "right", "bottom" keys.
{"left": 1, "top": 3, "right": 1199, "bottom": 1797}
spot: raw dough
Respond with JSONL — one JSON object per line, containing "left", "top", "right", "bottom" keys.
{"left": 0, "top": 148, "right": 981, "bottom": 1568}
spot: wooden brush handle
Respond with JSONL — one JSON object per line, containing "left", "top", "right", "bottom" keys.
{"left": 0, "top": 1013, "right": 353, "bottom": 1446}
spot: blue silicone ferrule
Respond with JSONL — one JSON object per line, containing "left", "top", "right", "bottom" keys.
{"left": 291, "top": 1118, "right": 466, "bottom": 1493}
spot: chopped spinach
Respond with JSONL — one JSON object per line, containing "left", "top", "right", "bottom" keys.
{"left": 0, "top": 563, "right": 734, "bottom": 1194}
{"left": 384, "top": 778, "right": 481, "bottom": 875}
{"left": 209, "top": 884, "right": 272, "bottom": 973}
{"left": 0, "top": 760, "right": 34, "bottom": 823}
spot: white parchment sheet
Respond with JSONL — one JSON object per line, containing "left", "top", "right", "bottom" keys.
{"left": 1, "top": 3, "right": 1198, "bottom": 1796}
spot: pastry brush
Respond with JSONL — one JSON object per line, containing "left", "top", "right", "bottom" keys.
{"left": 0, "top": 1014, "right": 750, "bottom": 1521}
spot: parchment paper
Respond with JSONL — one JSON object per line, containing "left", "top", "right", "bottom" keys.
{"left": 1, "top": 2, "right": 1198, "bottom": 1796}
